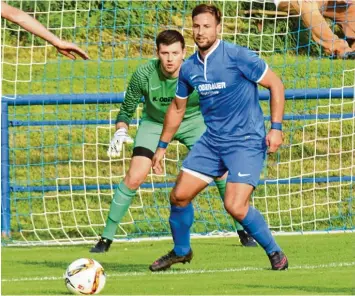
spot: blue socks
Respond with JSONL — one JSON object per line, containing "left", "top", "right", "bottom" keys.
{"left": 241, "top": 206, "right": 281, "bottom": 254}
{"left": 169, "top": 203, "right": 280, "bottom": 256}
{"left": 169, "top": 203, "right": 194, "bottom": 256}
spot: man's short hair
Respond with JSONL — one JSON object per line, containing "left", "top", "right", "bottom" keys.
{"left": 156, "top": 30, "right": 185, "bottom": 50}
{"left": 192, "top": 4, "right": 221, "bottom": 25}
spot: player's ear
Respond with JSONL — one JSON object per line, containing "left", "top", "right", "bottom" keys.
{"left": 182, "top": 47, "right": 186, "bottom": 59}
{"left": 217, "top": 23, "right": 222, "bottom": 34}
{"left": 155, "top": 44, "right": 160, "bottom": 58}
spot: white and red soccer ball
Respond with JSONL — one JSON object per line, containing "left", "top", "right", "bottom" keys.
{"left": 64, "top": 258, "right": 106, "bottom": 295}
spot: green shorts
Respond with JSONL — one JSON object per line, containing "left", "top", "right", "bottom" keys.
{"left": 134, "top": 115, "right": 206, "bottom": 155}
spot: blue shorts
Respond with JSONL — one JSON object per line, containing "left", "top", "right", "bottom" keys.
{"left": 182, "top": 133, "right": 267, "bottom": 187}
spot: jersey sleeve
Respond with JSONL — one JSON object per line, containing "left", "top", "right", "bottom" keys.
{"left": 175, "top": 64, "right": 194, "bottom": 99}
{"left": 115, "top": 69, "right": 144, "bottom": 125}
{"left": 236, "top": 46, "right": 268, "bottom": 83}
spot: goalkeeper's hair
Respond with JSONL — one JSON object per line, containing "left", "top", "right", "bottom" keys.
{"left": 192, "top": 4, "right": 221, "bottom": 25}
{"left": 156, "top": 30, "right": 185, "bottom": 50}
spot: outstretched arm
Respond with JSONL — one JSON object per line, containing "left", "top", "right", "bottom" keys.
{"left": 1, "top": 1, "right": 89, "bottom": 60}
{"left": 152, "top": 97, "right": 187, "bottom": 174}
{"left": 258, "top": 68, "right": 285, "bottom": 153}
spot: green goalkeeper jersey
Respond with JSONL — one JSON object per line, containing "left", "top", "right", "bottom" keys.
{"left": 116, "top": 59, "right": 201, "bottom": 124}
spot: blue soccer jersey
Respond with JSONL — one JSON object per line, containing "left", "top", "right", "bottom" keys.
{"left": 177, "top": 40, "right": 269, "bottom": 185}
{"left": 176, "top": 40, "right": 268, "bottom": 143}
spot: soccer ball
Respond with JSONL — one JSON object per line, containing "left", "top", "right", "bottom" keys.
{"left": 64, "top": 258, "right": 106, "bottom": 295}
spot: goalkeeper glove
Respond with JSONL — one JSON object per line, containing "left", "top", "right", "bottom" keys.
{"left": 107, "top": 127, "right": 134, "bottom": 158}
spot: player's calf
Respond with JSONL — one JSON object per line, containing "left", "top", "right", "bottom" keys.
{"left": 149, "top": 249, "right": 193, "bottom": 272}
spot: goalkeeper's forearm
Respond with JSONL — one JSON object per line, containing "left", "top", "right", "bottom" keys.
{"left": 160, "top": 98, "right": 187, "bottom": 143}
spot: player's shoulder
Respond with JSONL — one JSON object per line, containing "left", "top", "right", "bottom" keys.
{"left": 183, "top": 53, "right": 197, "bottom": 66}
{"left": 180, "top": 53, "right": 198, "bottom": 75}
{"left": 222, "top": 40, "right": 248, "bottom": 56}
{"left": 134, "top": 59, "right": 159, "bottom": 77}
{"left": 222, "top": 41, "right": 259, "bottom": 62}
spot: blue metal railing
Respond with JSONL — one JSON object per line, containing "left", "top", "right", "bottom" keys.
{"left": 1, "top": 100, "right": 10, "bottom": 236}
{"left": 2, "top": 87, "right": 354, "bottom": 105}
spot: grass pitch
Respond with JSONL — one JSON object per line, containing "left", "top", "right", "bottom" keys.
{"left": 2, "top": 233, "right": 354, "bottom": 295}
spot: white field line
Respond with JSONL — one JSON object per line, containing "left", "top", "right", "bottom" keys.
{"left": 2, "top": 261, "right": 355, "bottom": 282}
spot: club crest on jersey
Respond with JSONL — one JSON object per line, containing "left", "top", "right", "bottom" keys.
{"left": 197, "top": 82, "right": 226, "bottom": 96}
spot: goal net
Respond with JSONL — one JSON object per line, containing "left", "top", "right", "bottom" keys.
{"left": 1, "top": 0, "right": 354, "bottom": 245}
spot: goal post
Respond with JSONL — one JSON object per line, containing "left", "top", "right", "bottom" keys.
{"left": 1, "top": 0, "right": 354, "bottom": 245}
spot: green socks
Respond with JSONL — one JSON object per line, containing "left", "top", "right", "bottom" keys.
{"left": 102, "top": 181, "right": 136, "bottom": 240}
{"left": 102, "top": 178, "right": 246, "bottom": 240}
{"left": 214, "top": 178, "right": 244, "bottom": 231}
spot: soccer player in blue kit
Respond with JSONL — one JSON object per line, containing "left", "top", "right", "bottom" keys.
{"left": 149, "top": 4, "right": 289, "bottom": 271}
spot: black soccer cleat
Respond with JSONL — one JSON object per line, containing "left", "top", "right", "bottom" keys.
{"left": 149, "top": 249, "right": 193, "bottom": 272}
{"left": 268, "top": 251, "right": 288, "bottom": 270}
{"left": 90, "top": 237, "right": 112, "bottom": 253}
{"left": 237, "top": 230, "right": 258, "bottom": 247}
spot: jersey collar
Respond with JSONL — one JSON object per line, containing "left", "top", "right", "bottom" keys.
{"left": 196, "top": 39, "right": 221, "bottom": 65}
{"left": 196, "top": 39, "right": 221, "bottom": 81}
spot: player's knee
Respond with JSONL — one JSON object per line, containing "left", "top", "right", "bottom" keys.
{"left": 170, "top": 188, "right": 190, "bottom": 207}
{"left": 124, "top": 173, "right": 145, "bottom": 190}
{"left": 224, "top": 197, "right": 249, "bottom": 220}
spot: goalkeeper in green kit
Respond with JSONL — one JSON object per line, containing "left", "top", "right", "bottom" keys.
{"left": 90, "top": 30, "right": 256, "bottom": 253}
